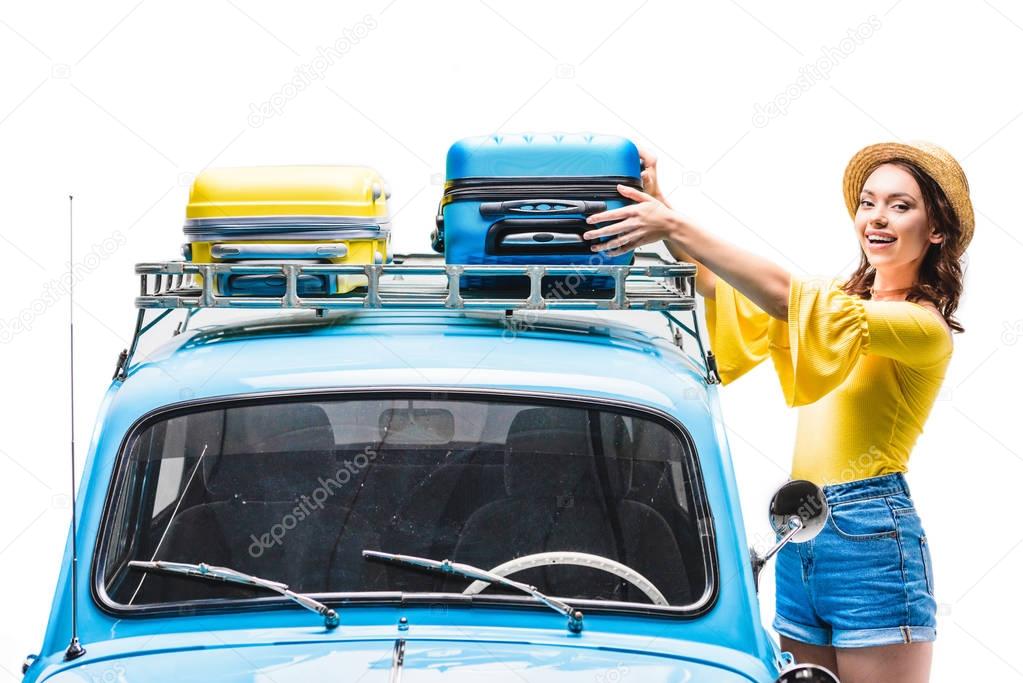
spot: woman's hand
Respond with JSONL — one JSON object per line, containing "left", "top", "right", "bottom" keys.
{"left": 637, "top": 147, "right": 668, "bottom": 205}
{"left": 582, "top": 184, "right": 681, "bottom": 257}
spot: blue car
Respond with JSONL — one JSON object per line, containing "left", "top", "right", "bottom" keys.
{"left": 23, "top": 255, "right": 835, "bottom": 682}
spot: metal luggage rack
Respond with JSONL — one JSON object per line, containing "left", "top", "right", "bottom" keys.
{"left": 116, "top": 253, "right": 720, "bottom": 384}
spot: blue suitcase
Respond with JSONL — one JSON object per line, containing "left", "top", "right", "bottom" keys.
{"left": 432, "top": 133, "right": 642, "bottom": 290}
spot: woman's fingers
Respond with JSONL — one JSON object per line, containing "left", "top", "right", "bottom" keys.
{"left": 598, "top": 233, "right": 635, "bottom": 252}
{"left": 583, "top": 216, "right": 638, "bottom": 241}
{"left": 616, "top": 183, "right": 657, "bottom": 203}
{"left": 638, "top": 148, "right": 658, "bottom": 195}
{"left": 641, "top": 167, "right": 657, "bottom": 192}
{"left": 582, "top": 223, "right": 624, "bottom": 240}
{"left": 638, "top": 149, "right": 658, "bottom": 193}
{"left": 603, "top": 233, "right": 643, "bottom": 256}
{"left": 585, "top": 205, "right": 634, "bottom": 226}
{"left": 591, "top": 224, "right": 645, "bottom": 252}
{"left": 637, "top": 146, "right": 657, "bottom": 169}
{"left": 586, "top": 185, "right": 657, "bottom": 225}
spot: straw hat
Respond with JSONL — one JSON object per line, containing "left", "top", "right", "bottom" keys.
{"left": 842, "top": 141, "right": 974, "bottom": 256}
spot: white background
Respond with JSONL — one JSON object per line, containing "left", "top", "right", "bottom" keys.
{"left": 1, "top": 1, "right": 1021, "bottom": 680}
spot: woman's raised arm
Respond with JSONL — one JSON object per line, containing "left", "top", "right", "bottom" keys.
{"left": 583, "top": 180, "right": 792, "bottom": 321}
{"left": 635, "top": 149, "right": 719, "bottom": 300}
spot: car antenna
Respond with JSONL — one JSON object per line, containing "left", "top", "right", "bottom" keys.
{"left": 64, "top": 194, "right": 86, "bottom": 662}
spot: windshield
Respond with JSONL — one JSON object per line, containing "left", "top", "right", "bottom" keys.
{"left": 97, "top": 394, "right": 713, "bottom": 612}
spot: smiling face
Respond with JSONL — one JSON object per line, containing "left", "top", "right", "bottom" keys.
{"left": 856, "top": 163, "right": 945, "bottom": 272}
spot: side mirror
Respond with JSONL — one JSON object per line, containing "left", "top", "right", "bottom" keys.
{"left": 751, "top": 479, "right": 828, "bottom": 592}
{"left": 776, "top": 663, "right": 840, "bottom": 682}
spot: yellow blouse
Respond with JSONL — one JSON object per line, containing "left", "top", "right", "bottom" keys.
{"left": 704, "top": 275, "right": 953, "bottom": 485}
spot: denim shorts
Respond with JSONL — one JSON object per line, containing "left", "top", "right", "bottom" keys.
{"left": 772, "top": 472, "right": 937, "bottom": 648}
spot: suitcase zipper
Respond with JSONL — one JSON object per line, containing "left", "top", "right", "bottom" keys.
{"left": 184, "top": 215, "right": 389, "bottom": 230}
{"left": 184, "top": 216, "right": 390, "bottom": 241}
{"left": 433, "top": 176, "right": 643, "bottom": 252}
{"left": 440, "top": 176, "right": 642, "bottom": 205}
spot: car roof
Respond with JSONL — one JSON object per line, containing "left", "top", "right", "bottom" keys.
{"left": 107, "top": 310, "right": 710, "bottom": 422}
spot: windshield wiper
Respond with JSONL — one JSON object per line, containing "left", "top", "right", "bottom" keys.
{"left": 128, "top": 560, "right": 339, "bottom": 629}
{"left": 362, "top": 550, "right": 584, "bottom": 633}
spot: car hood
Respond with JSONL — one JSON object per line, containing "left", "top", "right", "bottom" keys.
{"left": 44, "top": 637, "right": 759, "bottom": 682}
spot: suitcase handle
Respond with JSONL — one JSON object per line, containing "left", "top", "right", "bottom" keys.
{"left": 479, "top": 199, "right": 606, "bottom": 217}
{"left": 431, "top": 217, "right": 445, "bottom": 253}
{"left": 500, "top": 231, "right": 584, "bottom": 247}
{"left": 485, "top": 218, "right": 596, "bottom": 255}
{"left": 211, "top": 243, "right": 349, "bottom": 259}
{"left": 220, "top": 273, "right": 333, "bottom": 296}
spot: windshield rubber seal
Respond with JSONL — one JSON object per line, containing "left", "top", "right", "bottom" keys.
{"left": 91, "top": 386, "right": 720, "bottom": 622}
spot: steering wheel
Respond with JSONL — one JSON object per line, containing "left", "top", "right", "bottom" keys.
{"left": 461, "top": 551, "right": 669, "bottom": 606}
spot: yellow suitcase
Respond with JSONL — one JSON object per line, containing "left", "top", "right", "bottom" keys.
{"left": 182, "top": 165, "right": 391, "bottom": 295}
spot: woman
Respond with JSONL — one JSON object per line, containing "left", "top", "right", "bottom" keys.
{"left": 582, "top": 141, "right": 973, "bottom": 683}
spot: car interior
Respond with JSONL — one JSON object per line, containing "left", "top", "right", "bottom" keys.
{"left": 103, "top": 396, "right": 709, "bottom": 610}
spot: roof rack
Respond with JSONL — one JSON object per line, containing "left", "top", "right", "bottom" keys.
{"left": 116, "top": 253, "right": 720, "bottom": 384}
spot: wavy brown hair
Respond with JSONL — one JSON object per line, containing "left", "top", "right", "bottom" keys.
{"left": 840, "top": 159, "right": 966, "bottom": 333}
